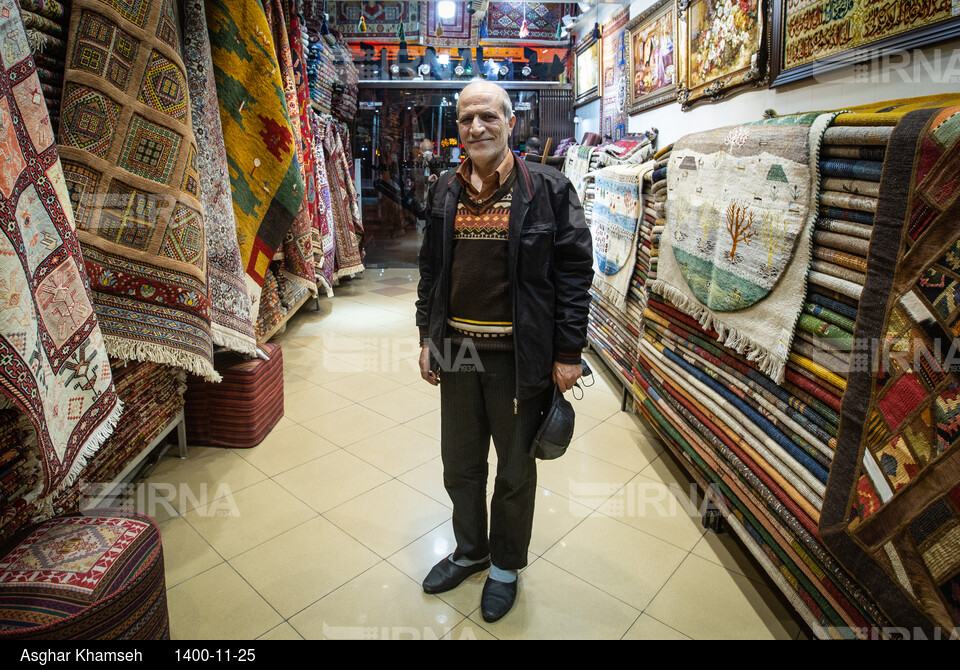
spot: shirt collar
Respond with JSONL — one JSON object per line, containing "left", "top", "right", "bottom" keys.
{"left": 455, "top": 152, "right": 516, "bottom": 200}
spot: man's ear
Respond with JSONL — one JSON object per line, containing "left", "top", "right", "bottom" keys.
{"left": 508, "top": 115, "right": 517, "bottom": 133}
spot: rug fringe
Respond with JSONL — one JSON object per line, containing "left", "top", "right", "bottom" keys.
{"left": 591, "top": 274, "right": 628, "bottom": 309}
{"left": 317, "top": 275, "right": 335, "bottom": 298}
{"left": 104, "top": 337, "right": 222, "bottom": 383}
{"left": 58, "top": 396, "right": 126, "bottom": 494}
{"left": 334, "top": 264, "right": 364, "bottom": 280}
{"left": 210, "top": 323, "right": 258, "bottom": 356}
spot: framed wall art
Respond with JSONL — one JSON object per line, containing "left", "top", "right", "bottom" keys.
{"left": 770, "top": 0, "right": 960, "bottom": 87}
{"left": 600, "top": 8, "right": 631, "bottom": 140}
{"left": 675, "top": 0, "right": 770, "bottom": 110}
{"left": 575, "top": 37, "right": 601, "bottom": 106}
{"left": 626, "top": 0, "right": 678, "bottom": 114}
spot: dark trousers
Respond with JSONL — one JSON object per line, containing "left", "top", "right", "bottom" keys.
{"left": 439, "top": 346, "right": 551, "bottom": 571}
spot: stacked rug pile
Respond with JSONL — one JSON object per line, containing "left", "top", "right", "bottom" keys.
{"left": 330, "top": 42, "right": 358, "bottom": 122}
{"left": 619, "top": 96, "right": 960, "bottom": 638}
{"left": 563, "top": 144, "right": 602, "bottom": 226}
{"left": 594, "top": 131, "right": 658, "bottom": 167}
{"left": 17, "top": 0, "right": 66, "bottom": 131}
{"left": 77, "top": 362, "right": 184, "bottom": 504}
{"left": 586, "top": 160, "right": 656, "bottom": 384}
{"left": 256, "top": 268, "right": 289, "bottom": 341}
{"left": 0, "top": 411, "right": 43, "bottom": 545}
{"left": 631, "top": 144, "right": 672, "bottom": 307}
{"left": 306, "top": 34, "right": 339, "bottom": 115}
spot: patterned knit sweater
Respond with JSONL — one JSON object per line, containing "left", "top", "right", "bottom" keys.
{"left": 447, "top": 168, "right": 517, "bottom": 351}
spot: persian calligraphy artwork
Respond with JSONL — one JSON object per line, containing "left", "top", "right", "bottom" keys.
{"left": 772, "top": 0, "right": 960, "bottom": 85}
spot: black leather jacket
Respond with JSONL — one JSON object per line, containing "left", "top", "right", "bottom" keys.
{"left": 416, "top": 156, "right": 594, "bottom": 401}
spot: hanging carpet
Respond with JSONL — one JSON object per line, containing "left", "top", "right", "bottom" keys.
{"left": 0, "top": 0, "right": 122, "bottom": 498}
{"left": 205, "top": 0, "right": 305, "bottom": 318}
{"left": 483, "top": 2, "right": 577, "bottom": 45}
{"left": 181, "top": 0, "right": 256, "bottom": 355}
{"left": 652, "top": 112, "right": 839, "bottom": 384}
{"left": 57, "top": 0, "right": 218, "bottom": 380}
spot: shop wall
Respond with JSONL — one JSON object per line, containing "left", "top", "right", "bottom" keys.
{"left": 573, "top": 0, "right": 960, "bottom": 148}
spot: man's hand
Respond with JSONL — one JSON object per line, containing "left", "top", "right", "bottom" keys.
{"left": 420, "top": 345, "right": 439, "bottom": 386}
{"left": 553, "top": 361, "right": 582, "bottom": 393}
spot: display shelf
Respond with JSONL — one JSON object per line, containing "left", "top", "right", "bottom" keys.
{"left": 81, "top": 410, "right": 186, "bottom": 511}
{"left": 258, "top": 288, "right": 313, "bottom": 344}
{"left": 630, "top": 394, "right": 826, "bottom": 639}
{"left": 585, "top": 336, "right": 638, "bottom": 412}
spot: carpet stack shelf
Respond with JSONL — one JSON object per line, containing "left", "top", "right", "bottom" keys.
{"left": 578, "top": 96, "right": 960, "bottom": 638}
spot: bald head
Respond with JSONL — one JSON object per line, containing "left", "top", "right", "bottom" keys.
{"left": 457, "top": 81, "right": 513, "bottom": 121}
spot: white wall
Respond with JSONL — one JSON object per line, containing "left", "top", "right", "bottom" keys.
{"left": 573, "top": 0, "right": 960, "bottom": 148}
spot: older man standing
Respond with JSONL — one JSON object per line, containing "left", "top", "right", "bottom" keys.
{"left": 415, "top": 81, "right": 593, "bottom": 622}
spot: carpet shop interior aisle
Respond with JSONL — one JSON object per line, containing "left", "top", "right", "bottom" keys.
{"left": 136, "top": 268, "right": 808, "bottom": 640}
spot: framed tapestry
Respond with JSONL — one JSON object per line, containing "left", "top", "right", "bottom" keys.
{"left": 600, "top": 8, "right": 630, "bottom": 140}
{"left": 626, "top": 0, "right": 678, "bottom": 114}
{"left": 770, "top": 0, "right": 960, "bottom": 87}
{"left": 675, "top": 0, "right": 770, "bottom": 110}
{"left": 574, "top": 37, "right": 600, "bottom": 106}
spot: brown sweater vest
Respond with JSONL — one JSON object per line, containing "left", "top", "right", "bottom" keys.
{"left": 447, "top": 169, "right": 517, "bottom": 351}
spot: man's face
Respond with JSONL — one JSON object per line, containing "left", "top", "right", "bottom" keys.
{"left": 457, "top": 84, "right": 515, "bottom": 167}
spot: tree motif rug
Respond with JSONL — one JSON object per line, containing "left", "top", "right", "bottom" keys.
{"left": 181, "top": 0, "right": 256, "bottom": 355}
{"left": 57, "top": 0, "right": 218, "bottom": 380}
{"left": 0, "top": 0, "right": 121, "bottom": 498}
{"left": 205, "top": 0, "right": 305, "bottom": 319}
{"left": 652, "top": 112, "right": 839, "bottom": 384}
{"left": 591, "top": 161, "right": 655, "bottom": 308}
{"left": 822, "top": 103, "right": 960, "bottom": 635}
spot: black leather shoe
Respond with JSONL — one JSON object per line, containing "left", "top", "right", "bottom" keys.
{"left": 422, "top": 557, "right": 490, "bottom": 594}
{"left": 481, "top": 577, "right": 518, "bottom": 623}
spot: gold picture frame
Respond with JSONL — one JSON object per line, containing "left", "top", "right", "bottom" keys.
{"left": 675, "top": 0, "right": 770, "bottom": 110}
{"left": 574, "top": 37, "right": 601, "bottom": 107}
{"left": 626, "top": 0, "right": 678, "bottom": 114}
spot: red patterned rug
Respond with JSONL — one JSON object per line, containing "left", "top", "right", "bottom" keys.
{"left": 0, "top": 0, "right": 121, "bottom": 499}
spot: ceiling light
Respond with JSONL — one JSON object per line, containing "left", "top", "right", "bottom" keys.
{"left": 438, "top": 1, "right": 456, "bottom": 19}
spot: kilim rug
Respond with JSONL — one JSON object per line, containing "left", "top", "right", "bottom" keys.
{"left": 0, "top": 0, "right": 122, "bottom": 498}
{"left": 563, "top": 144, "right": 597, "bottom": 206}
{"left": 822, "top": 103, "right": 960, "bottom": 635}
{"left": 483, "top": 2, "right": 576, "bottom": 45}
{"left": 57, "top": 0, "right": 218, "bottom": 380}
{"left": 265, "top": 0, "right": 316, "bottom": 298}
{"left": 652, "top": 112, "right": 839, "bottom": 384}
{"left": 0, "top": 511, "right": 169, "bottom": 639}
{"left": 599, "top": 8, "right": 629, "bottom": 142}
{"left": 420, "top": 1, "right": 477, "bottom": 48}
{"left": 312, "top": 112, "right": 336, "bottom": 296}
{"left": 205, "top": 0, "right": 305, "bottom": 318}
{"left": 181, "top": 0, "right": 256, "bottom": 355}
{"left": 332, "top": 1, "right": 419, "bottom": 41}
{"left": 591, "top": 161, "right": 655, "bottom": 308}
{"left": 323, "top": 120, "right": 364, "bottom": 279}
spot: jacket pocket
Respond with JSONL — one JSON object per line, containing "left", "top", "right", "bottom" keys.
{"left": 519, "top": 225, "right": 554, "bottom": 283}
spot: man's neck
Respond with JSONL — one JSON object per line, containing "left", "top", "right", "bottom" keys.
{"left": 471, "top": 149, "right": 511, "bottom": 182}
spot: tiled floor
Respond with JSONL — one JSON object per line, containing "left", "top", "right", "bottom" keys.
{"left": 138, "top": 268, "right": 809, "bottom": 640}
